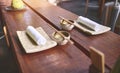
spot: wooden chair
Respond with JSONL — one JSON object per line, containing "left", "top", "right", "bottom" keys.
{"left": 0, "top": 5, "right": 9, "bottom": 46}
{"left": 85, "top": 0, "right": 106, "bottom": 17}
{"left": 89, "top": 47, "right": 105, "bottom": 73}
{"left": 0, "top": 4, "right": 4, "bottom": 40}
{"left": 89, "top": 47, "right": 120, "bottom": 73}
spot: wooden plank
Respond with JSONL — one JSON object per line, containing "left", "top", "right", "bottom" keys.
{"left": 23, "top": 0, "right": 120, "bottom": 69}
{"left": 1, "top": 4, "right": 91, "bottom": 73}
{"left": 90, "top": 47, "right": 105, "bottom": 73}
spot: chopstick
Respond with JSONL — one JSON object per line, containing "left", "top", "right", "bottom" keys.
{"left": 47, "top": 22, "right": 74, "bottom": 44}
{"left": 59, "top": 16, "right": 82, "bottom": 30}
{"left": 59, "top": 16, "right": 73, "bottom": 25}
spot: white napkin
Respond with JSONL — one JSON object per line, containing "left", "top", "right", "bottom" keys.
{"left": 76, "top": 16, "right": 100, "bottom": 31}
{"left": 26, "top": 26, "right": 46, "bottom": 45}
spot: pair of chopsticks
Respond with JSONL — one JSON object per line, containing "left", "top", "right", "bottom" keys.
{"left": 59, "top": 16, "right": 73, "bottom": 25}
{"left": 59, "top": 16, "right": 82, "bottom": 30}
{"left": 47, "top": 20, "right": 74, "bottom": 44}
{"left": 53, "top": 27, "right": 74, "bottom": 44}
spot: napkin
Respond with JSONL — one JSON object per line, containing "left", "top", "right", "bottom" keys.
{"left": 26, "top": 26, "right": 46, "bottom": 45}
{"left": 76, "top": 16, "right": 100, "bottom": 31}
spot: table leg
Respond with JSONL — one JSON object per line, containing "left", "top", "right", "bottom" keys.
{"left": 99, "top": 0, "right": 105, "bottom": 18}
{"left": 85, "top": 0, "right": 89, "bottom": 16}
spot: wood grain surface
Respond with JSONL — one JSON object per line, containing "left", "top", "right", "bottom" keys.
{"left": 23, "top": 0, "right": 120, "bottom": 70}
{"left": 1, "top": 1, "right": 91, "bottom": 73}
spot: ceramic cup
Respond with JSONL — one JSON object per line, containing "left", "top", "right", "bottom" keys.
{"left": 60, "top": 19, "right": 74, "bottom": 31}
{"left": 51, "top": 31, "right": 70, "bottom": 45}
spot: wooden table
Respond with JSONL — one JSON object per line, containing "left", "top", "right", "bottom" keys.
{"left": 1, "top": 0, "right": 120, "bottom": 73}
{"left": 23, "top": 0, "right": 120, "bottom": 70}
{"left": 1, "top": 2, "right": 91, "bottom": 73}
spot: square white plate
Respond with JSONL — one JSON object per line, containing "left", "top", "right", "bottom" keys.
{"left": 16, "top": 27, "right": 57, "bottom": 53}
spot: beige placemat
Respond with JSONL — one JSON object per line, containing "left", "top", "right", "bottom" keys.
{"left": 16, "top": 27, "right": 57, "bottom": 53}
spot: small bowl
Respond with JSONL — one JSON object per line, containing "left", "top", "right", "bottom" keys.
{"left": 60, "top": 19, "right": 74, "bottom": 31}
{"left": 51, "top": 31, "right": 70, "bottom": 45}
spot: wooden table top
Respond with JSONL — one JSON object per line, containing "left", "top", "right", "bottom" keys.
{"left": 23, "top": 0, "right": 120, "bottom": 69}
{"left": 1, "top": 4, "right": 91, "bottom": 73}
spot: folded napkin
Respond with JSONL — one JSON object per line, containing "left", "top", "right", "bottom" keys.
{"left": 26, "top": 26, "right": 46, "bottom": 45}
{"left": 76, "top": 16, "right": 100, "bottom": 31}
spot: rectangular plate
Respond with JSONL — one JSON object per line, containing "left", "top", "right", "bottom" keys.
{"left": 16, "top": 27, "right": 57, "bottom": 53}
{"left": 74, "top": 21, "right": 111, "bottom": 35}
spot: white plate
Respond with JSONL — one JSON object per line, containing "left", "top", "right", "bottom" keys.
{"left": 74, "top": 22, "right": 111, "bottom": 35}
{"left": 5, "top": 6, "right": 26, "bottom": 11}
{"left": 16, "top": 27, "right": 57, "bottom": 53}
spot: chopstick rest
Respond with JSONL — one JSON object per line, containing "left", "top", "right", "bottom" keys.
{"left": 76, "top": 16, "right": 100, "bottom": 31}
{"left": 26, "top": 26, "right": 47, "bottom": 45}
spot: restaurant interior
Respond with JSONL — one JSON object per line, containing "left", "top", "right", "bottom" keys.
{"left": 0, "top": 0, "right": 120, "bottom": 73}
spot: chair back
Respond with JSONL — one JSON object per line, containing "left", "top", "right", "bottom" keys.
{"left": 89, "top": 47, "right": 105, "bottom": 73}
